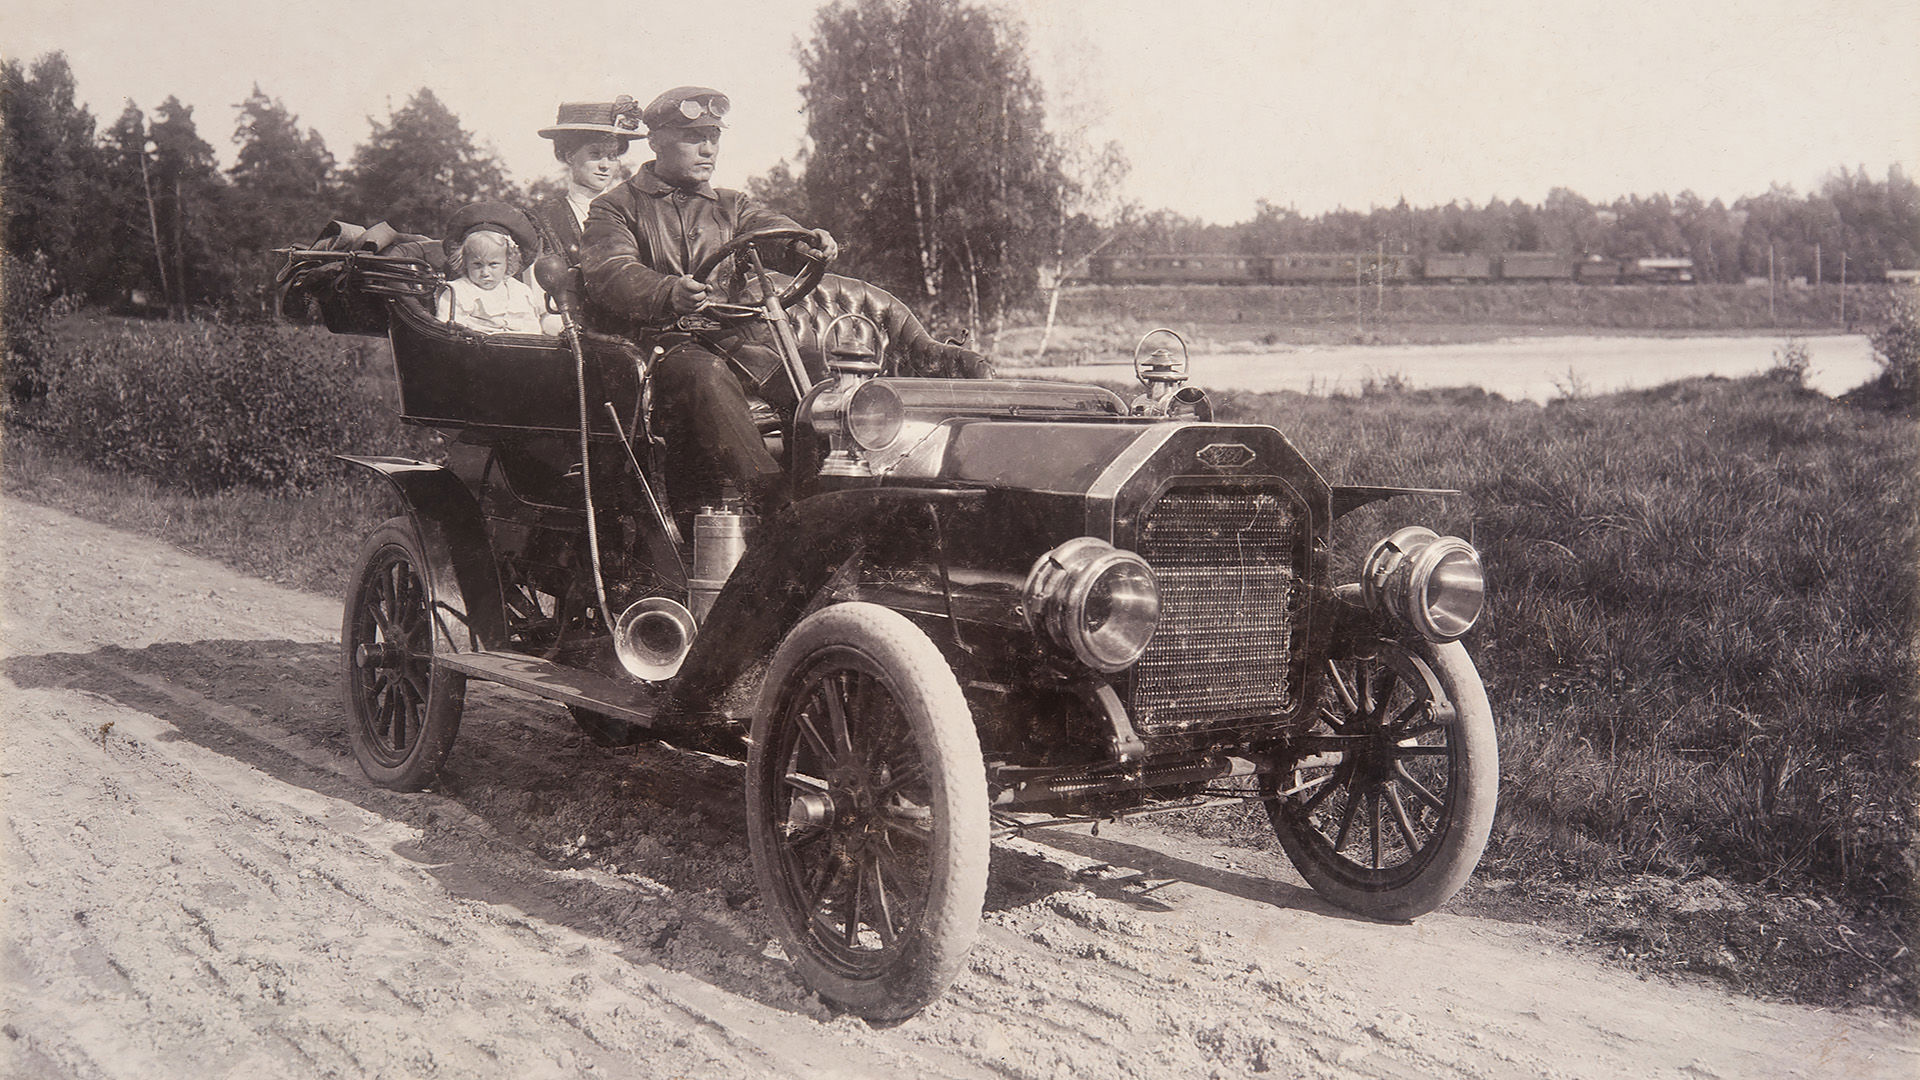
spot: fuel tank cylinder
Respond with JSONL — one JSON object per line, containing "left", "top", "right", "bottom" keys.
{"left": 689, "top": 505, "right": 759, "bottom": 622}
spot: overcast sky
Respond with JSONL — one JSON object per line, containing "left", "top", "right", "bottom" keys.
{"left": 9, "top": 0, "right": 1917, "bottom": 223}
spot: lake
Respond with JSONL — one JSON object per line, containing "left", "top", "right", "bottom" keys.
{"left": 1011, "top": 333, "right": 1882, "bottom": 403}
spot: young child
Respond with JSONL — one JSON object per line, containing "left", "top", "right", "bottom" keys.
{"left": 436, "top": 225, "right": 561, "bottom": 335}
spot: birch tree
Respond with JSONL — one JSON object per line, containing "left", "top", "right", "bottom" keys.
{"left": 797, "top": 0, "right": 1065, "bottom": 336}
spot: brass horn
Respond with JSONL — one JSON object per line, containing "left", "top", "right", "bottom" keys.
{"left": 612, "top": 597, "right": 697, "bottom": 682}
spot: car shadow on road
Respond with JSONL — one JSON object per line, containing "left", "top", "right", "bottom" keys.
{"left": 3, "top": 638, "right": 830, "bottom": 1016}
{"left": 1014, "top": 829, "right": 1380, "bottom": 924}
{"left": 5, "top": 636, "right": 1378, "bottom": 1021}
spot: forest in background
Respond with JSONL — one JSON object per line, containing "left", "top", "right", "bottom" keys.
{"left": 5, "top": 0, "right": 1918, "bottom": 335}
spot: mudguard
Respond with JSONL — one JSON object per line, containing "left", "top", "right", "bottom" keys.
{"left": 673, "top": 486, "right": 989, "bottom": 709}
{"left": 338, "top": 455, "right": 507, "bottom": 652}
{"left": 1330, "top": 485, "right": 1461, "bottom": 518}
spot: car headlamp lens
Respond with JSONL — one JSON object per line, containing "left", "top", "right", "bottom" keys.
{"left": 1024, "top": 537, "right": 1160, "bottom": 672}
{"left": 1361, "top": 526, "right": 1485, "bottom": 642}
{"left": 1419, "top": 545, "right": 1485, "bottom": 641}
{"left": 1078, "top": 559, "right": 1160, "bottom": 669}
{"left": 846, "top": 381, "right": 905, "bottom": 451}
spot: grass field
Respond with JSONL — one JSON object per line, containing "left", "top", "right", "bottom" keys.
{"left": 5, "top": 312, "right": 1913, "bottom": 1008}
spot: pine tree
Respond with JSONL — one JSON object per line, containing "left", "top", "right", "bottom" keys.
{"left": 1, "top": 52, "right": 100, "bottom": 292}
{"left": 148, "top": 96, "right": 228, "bottom": 316}
{"left": 345, "top": 88, "right": 514, "bottom": 236}
{"left": 88, "top": 103, "right": 168, "bottom": 308}
{"left": 229, "top": 86, "right": 338, "bottom": 314}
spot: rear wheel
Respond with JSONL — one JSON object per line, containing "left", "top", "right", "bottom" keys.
{"left": 746, "top": 603, "right": 989, "bottom": 1021}
{"left": 1266, "top": 638, "right": 1496, "bottom": 920}
{"left": 342, "top": 518, "right": 466, "bottom": 789}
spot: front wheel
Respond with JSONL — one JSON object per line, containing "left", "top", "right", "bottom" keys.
{"left": 1265, "top": 638, "right": 1497, "bottom": 920}
{"left": 342, "top": 518, "right": 466, "bottom": 790}
{"left": 746, "top": 603, "right": 989, "bottom": 1021}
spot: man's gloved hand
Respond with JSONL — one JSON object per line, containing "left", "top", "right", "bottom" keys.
{"left": 796, "top": 229, "right": 839, "bottom": 263}
{"left": 669, "top": 274, "right": 710, "bottom": 314}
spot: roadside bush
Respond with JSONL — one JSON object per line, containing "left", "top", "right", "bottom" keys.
{"left": 2, "top": 249, "right": 77, "bottom": 411}
{"left": 38, "top": 321, "right": 389, "bottom": 493}
{"left": 1867, "top": 287, "right": 1919, "bottom": 407}
{"left": 1767, "top": 337, "right": 1810, "bottom": 386}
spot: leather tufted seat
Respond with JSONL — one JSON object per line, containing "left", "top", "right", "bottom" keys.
{"left": 783, "top": 274, "right": 992, "bottom": 380}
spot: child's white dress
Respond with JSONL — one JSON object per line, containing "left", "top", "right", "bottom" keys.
{"left": 438, "top": 276, "right": 551, "bottom": 335}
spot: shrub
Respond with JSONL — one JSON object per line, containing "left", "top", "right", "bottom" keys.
{"left": 38, "top": 321, "right": 393, "bottom": 493}
{"left": 1868, "top": 287, "right": 1919, "bottom": 403}
{"left": 3, "top": 249, "right": 77, "bottom": 410}
{"left": 1767, "top": 336, "right": 1811, "bottom": 387}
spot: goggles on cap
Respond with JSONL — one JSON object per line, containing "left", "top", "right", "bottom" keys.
{"left": 676, "top": 94, "right": 731, "bottom": 122}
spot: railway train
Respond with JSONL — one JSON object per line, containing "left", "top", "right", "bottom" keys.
{"left": 1077, "top": 252, "right": 1697, "bottom": 286}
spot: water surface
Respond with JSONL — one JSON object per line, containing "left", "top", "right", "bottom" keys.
{"left": 1015, "top": 334, "right": 1880, "bottom": 402}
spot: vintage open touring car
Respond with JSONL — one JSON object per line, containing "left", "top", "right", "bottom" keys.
{"left": 280, "top": 228, "right": 1497, "bottom": 1020}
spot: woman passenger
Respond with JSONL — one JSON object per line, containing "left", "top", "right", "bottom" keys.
{"left": 531, "top": 96, "right": 641, "bottom": 265}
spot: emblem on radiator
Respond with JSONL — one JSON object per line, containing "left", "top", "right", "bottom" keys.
{"left": 1196, "top": 442, "right": 1256, "bottom": 470}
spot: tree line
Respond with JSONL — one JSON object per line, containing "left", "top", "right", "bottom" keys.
{"left": 3, "top": 53, "right": 516, "bottom": 319}
{"left": 1107, "top": 173, "right": 1920, "bottom": 287}
{"left": 6, "top": 0, "right": 1917, "bottom": 336}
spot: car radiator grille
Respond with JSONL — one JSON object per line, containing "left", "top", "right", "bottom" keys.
{"left": 1130, "top": 486, "right": 1302, "bottom": 734}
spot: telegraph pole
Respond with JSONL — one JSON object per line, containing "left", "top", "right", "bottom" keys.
{"left": 1768, "top": 244, "right": 1776, "bottom": 324}
{"left": 1840, "top": 251, "right": 1848, "bottom": 327}
{"left": 1377, "top": 239, "right": 1386, "bottom": 316}
{"left": 1354, "top": 252, "right": 1363, "bottom": 339}
{"left": 138, "top": 133, "right": 171, "bottom": 315}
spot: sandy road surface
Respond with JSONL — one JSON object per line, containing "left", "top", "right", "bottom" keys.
{"left": 2, "top": 496, "right": 1911, "bottom": 1079}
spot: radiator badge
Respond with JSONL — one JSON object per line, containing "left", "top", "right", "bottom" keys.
{"left": 1196, "top": 442, "right": 1256, "bottom": 470}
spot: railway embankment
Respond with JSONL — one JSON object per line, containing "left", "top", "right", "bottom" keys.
{"left": 1013, "top": 282, "right": 1902, "bottom": 356}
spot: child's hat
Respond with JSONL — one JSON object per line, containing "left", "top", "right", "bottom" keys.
{"left": 538, "top": 96, "right": 644, "bottom": 139}
{"left": 442, "top": 202, "right": 540, "bottom": 260}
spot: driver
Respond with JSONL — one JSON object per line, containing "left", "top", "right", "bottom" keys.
{"left": 580, "top": 86, "right": 838, "bottom": 507}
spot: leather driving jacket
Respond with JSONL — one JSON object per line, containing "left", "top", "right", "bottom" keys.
{"left": 579, "top": 162, "right": 802, "bottom": 329}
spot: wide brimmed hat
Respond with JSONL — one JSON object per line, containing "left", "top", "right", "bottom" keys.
{"left": 642, "top": 87, "right": 730, "bottom": 131}
{"left": 441, "top": 201, "right": 540, "bottom": 259}
{"left": 538, "top": 95, "right": 644, "bottom": 140}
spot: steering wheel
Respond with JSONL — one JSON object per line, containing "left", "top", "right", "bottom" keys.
{"left": 686, "top": 227, "right": 831, "bottom": 320}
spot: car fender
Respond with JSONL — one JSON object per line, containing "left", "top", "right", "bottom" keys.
{"left": 673, "top": 486, "right": 988, "bottom": 710}
{"left": 337, "top": 455, "right": 506, "bottom": 652}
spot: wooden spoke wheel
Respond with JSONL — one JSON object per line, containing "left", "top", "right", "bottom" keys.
{"left": 342, "top": 518, "right": 465, "bottom": 790}
{"left": 1266, "top": 638, "right": 1497, "bottom": 920}
{"left": 747, "top": 603, "right": 988, "bottom": 1021}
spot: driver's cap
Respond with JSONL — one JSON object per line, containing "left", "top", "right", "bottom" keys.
{"left": 643, "top": 87, "right": 730, "bottom": 132}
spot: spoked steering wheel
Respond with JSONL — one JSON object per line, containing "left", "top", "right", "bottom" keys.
{"left": 687, "top": 227, "right": 832, "bottom": 322}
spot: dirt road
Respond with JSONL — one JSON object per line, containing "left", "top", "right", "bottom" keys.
{"left": 2, "top": 495, "right": 1911, "bottom": 1079}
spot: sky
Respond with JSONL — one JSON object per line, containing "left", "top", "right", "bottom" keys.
{"left": 9, "top": 0, "right": 1918, "bottom": 224}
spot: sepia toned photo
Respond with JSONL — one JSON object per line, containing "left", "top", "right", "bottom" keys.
{"left": 3, "top": 1, "right": 1916, "bottom": 1075}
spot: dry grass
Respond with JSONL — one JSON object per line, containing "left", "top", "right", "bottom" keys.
{"left": 1208, "top": 377, "right": 1918, "bottom": 897}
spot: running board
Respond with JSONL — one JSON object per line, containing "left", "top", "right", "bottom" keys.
{"left": 436, "top": 650, "right": 666, "bottom": 726}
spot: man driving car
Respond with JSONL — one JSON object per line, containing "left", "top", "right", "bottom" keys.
{"left": 580, "top": 86, "right": 838, "bottom": 507}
